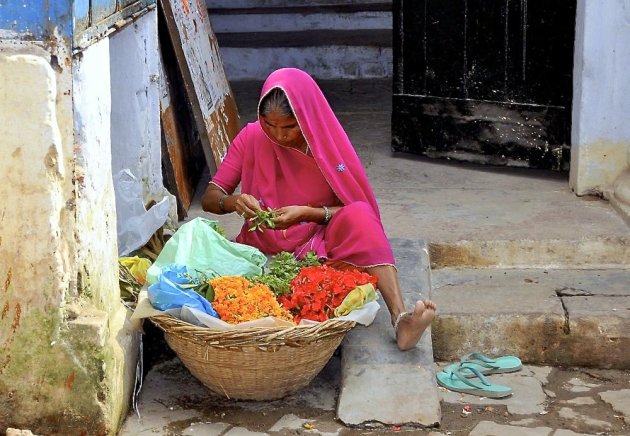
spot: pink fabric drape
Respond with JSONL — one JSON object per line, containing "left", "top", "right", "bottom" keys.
{"left": 211, "top": 68, "right": 395, "bottom": 267}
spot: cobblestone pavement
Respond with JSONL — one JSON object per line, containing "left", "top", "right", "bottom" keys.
{"left": 118, "top": 350, "right": 629, "bottom": 435}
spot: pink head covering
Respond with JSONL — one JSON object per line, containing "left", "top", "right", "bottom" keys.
{"left": 259, "top": 68, "right": 381, "bottom": 220}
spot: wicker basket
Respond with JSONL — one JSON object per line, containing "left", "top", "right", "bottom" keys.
{"left": 150, "top": 315, "right": 356, "bottom": 400}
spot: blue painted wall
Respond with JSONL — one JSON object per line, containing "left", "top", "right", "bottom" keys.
{"left": 0, "top": 0, "right": 74, "bottom": 39}
{"left": 1, "top": 1, "right": 156, "bottom": 46}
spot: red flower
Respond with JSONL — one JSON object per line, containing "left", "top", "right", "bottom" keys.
{"left": 278, "top": 265, "right": 377, "bottom": 323}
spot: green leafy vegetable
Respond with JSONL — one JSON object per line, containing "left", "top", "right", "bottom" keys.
{"left": 248, "top": 209, "right": 278, "bottom": 232}
{"left": 251, "top": 251, "right": 321, "bottom": 296}
{"left": 180, "top": 270, "right": 216, "bottom": 301}
{"left": 209, "top": 221, "right": 227, "bottom": 238}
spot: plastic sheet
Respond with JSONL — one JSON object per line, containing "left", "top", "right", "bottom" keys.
{"left": 114, "top": 169, "right": 170, "bottom": 256}
{"left": 146, "top": 217, "right": 267, "bottom": 284}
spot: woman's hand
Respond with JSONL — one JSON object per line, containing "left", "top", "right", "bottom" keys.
{"left": 273, "top": 206, "right": 310, "bottom": 229}
{"left": 235, "top": 193, "right": 262, "bottom": 219}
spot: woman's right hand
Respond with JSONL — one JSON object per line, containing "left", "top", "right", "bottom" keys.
{"left": 234, "top": 193, "right": 261, "bottom": 219}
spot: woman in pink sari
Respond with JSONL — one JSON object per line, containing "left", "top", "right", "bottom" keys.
{"left": 202, "top": 68, "right": 435, "bottom": 350}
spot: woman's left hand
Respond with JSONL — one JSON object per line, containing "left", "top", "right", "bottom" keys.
{"left": 274, "top": 206, "right": 310, "bottom": 229}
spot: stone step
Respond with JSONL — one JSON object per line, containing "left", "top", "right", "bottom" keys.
{"left": 338, "top": 239, "right": 441, "bottom": 427}
{"left": 209, "top": 3, "right": 391, "bottom": 14}
{"left": 206, "top": 2, "right": 393, "bottom": 80}
{"left": 430, "top": 268, "right": 630, "bottom": 369}
{"left": 219, "top": 44, "right": 391, "bottom": 80}
{"left": 215, "top": 29, "right": 391, "bottom": 47}
{"left": 428, "top": 237, "right": 630, "bottom": 269}
{"left": 208, "top": 9, "right": 391, "bottom": 34}
{"left": 206, "top": 0, "right": 391, "bottom": 8}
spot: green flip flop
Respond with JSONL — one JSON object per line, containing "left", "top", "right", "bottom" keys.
{"left": 436, "top": 365, "right": 513, "bottom": 398}
{"left": 443, "top": 352, "right": 522, "bottom": 378}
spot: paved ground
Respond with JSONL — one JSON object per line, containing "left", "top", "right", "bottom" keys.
{"left": 118, "top": 79, "right": 629, "bottom": 435}
{"left": 119, "top": 356, "right": 630, "bottom": 435}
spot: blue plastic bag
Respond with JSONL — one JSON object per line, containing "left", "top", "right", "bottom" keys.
{"left": 148, "top": 264, "right": 218, "bottom": 318}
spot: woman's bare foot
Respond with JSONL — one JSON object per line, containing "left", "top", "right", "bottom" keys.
{"left": 395, "top": 300, "right": 437, "bottom": 351}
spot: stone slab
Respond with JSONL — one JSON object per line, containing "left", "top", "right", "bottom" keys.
{"left": 337, "top": 240, "right": 440, "bottom": 427}
{"left": 223, "top": 427, "right": 268, "bottom": 435}
{"left": 552, "top": 430, "right": 596, "bottom": 436}
{"left": 269, "top": 413, "right": 341, "bottom": 435}
{"left": 565, "top": 397, "right": 597, "bottom": 406}
{"left": 469, "top": 421, "right": 552, "bottom": 436}
{"left": 337, "top": 363, "right": 440, "bottom": 426}
{"left": 182, "top": 422, "right": 230, "bottom": 435}
{"left": 598, "top": 389, "right": 630, "bottom": 420}
{"left": 557, "top": 407, "right": 612, "bottom": 431}
{"left": 437, "top": 365, "right": 550, "bottom": 415}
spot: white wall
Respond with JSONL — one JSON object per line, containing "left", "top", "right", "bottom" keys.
{"left": 73, "top": 37, "right": 120, "bottom": 310}
{"left": 571, "top": 0, "right": 630, "bottom": 196}
{"left": 109, "top": 12, "right": 165, "bottom": 202}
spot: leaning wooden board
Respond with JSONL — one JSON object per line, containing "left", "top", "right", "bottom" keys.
{"left": 160, "top": 0, "right": 240, "bottom": 174}
{"left": 158, "top": 49, "right": 193, "bottom": 216}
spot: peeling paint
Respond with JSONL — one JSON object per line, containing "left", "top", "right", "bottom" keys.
{"left": 1, "top": 302, "right": 9, "bottom": 320}
{"left": 4, "top": 268, "right": 12, "bottom": 292}
{"left": 11, "top": 303, "right": 21, "bottom": 333}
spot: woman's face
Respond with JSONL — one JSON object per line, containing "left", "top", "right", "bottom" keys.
{"left": 261, "top": 110, "right": 306, "bottom": 149}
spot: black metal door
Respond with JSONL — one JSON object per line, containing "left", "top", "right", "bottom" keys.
{"left": 392, "top": 0, "right": 576, "bottom": 170}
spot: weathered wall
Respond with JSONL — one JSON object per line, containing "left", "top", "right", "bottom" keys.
{"left": 0, "top": 12, "right": 154, "bottom": 434}
{"left": 0, "top": 45, "right": 113, "bottom": 432}
{"left": 571, "top": 0, "right": 630, "bottom": 199}
{"left": 72, "top": 35, "right": 141, "bottom": 435}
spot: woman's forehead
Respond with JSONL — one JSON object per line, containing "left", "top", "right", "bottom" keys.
{"left": 262, "top": 111, "right": 298, "bottom": 125}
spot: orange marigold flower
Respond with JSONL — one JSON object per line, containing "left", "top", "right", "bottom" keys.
{"left": 210, "top": 276, "right": 294, "bottom": 324}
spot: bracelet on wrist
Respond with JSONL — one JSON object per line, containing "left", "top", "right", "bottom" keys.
{"left": 218, "top": 194, "right": 228, "bottom": 213}
{"left": 322, "top": 205, "right": 331, "bottom": 224}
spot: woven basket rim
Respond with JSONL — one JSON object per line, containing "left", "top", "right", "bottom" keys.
{"left": 150, "top": 313, "right": 356, "bottom": 347}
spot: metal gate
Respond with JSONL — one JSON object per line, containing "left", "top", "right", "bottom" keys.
{"left": 392, "top": 0, "right": 576, "bottom": 170}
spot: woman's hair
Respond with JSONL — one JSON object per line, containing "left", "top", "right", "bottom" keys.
{"left": 259, "top": 87, "right": 294, "bottom": 117}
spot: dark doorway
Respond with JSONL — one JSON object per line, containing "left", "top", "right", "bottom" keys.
{"left": 392, "top": 0, "right": 576, "bottom": 170}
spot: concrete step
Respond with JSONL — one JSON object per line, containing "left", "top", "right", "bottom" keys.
{"left": 207, "top": 2, "right": 392, "bottom": 80}
{"left": 215, "top": 29, "right": 391, "bottom": 47}
{"left": 208, "top": 7, "right": 391, "bottom": 34}
{"left": 218, "top": 44, "right": 391, "bottom": 80}
{"left": 338, "top": 239, "right": 441, "bottom": 427}
{"left": 428, "top": 237, "right": 630, "bottom": 269}
{"left": 430, "top": 268, "right": 630, "bottom": 369}
{"left": 367, "top": 154, "right": 630, "bottom": 269}
{"left": 206, "top": 0, "right": 391, "bottom": 8}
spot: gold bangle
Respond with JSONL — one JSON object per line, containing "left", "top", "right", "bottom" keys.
{"left": 218, "top": 194, "right": 228, "bottom": 213}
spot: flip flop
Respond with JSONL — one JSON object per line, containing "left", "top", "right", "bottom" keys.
{"left": 436, "top": 365, "right": 513, "bottom": 398}
{"left": 443, "top": 352, "right": 522, "bottom": 377}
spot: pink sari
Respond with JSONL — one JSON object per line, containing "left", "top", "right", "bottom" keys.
{"left": 211, "top": 68, "right": 395, "bottom": 268}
